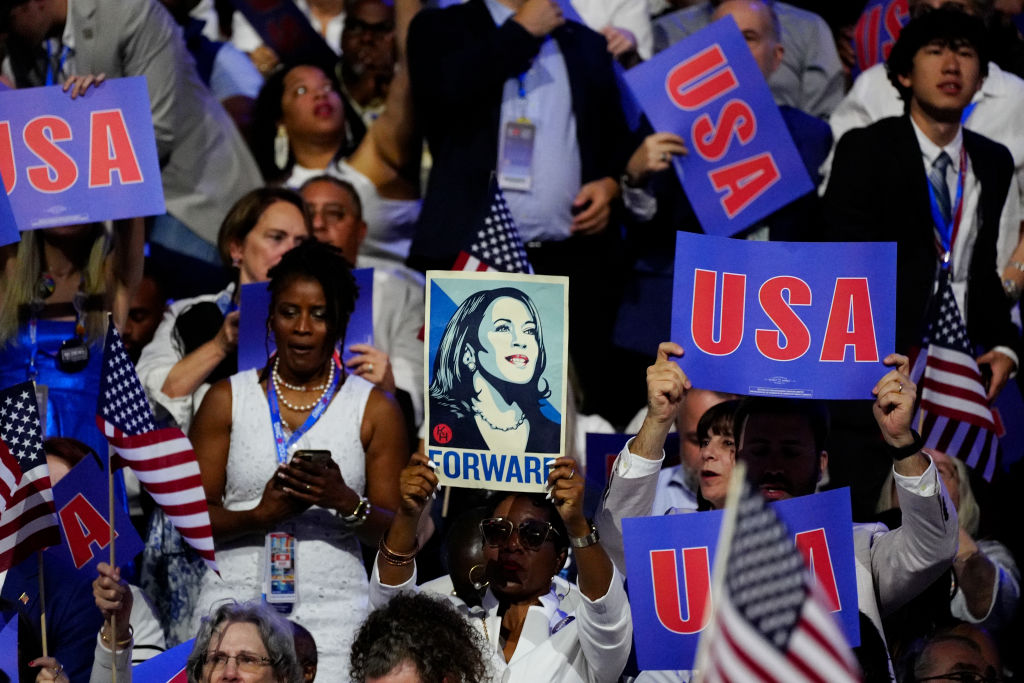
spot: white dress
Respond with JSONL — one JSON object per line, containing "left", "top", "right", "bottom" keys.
{"left": 192, "top": 368, "right": 373, "bottom": 681}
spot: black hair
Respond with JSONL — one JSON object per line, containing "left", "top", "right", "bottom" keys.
{"left": 429, "top": 287, "right": 551, "bottom": 419}
{"left": 886, "top": 6, "right": 990, "bottom": 105}
{"left": 250, "top": 64, "right": 365, "bottom": 183}
{"left": 733, "top": 397, "right": 830, "bottom": 454}
{"left": 265, "top": 239, "right": 358, "bottom": 351}
{"left": 299, "top": 174, "right": 364, "bottom": 221}
{"left": 350, "top": 593, "right": 488, "bottom": 683}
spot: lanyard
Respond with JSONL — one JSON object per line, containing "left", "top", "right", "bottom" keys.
{"left": 266, "top": 361, "right": 342, "bottom": 465}
{"left": 926, "top": 145, "right": 967, "bottom": 266}
{"left": 44, "top": 41, "right": 69, "bottom": 86}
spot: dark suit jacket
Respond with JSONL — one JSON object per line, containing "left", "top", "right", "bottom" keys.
{"left": 406, "top": 0, "right": 631, "bottom": 270}
{"left": 823, "top": 116, "right": 1017, "bottom": 356}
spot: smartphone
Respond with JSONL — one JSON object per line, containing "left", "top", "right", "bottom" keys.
{"left": 291, "top": 449, "right": 332, "bottom": 468}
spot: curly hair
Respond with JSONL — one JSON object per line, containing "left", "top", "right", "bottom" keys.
{"left": 187, "top": 601, "right": 302, "bottom": 683}
{"left": 350, "top": 593, "right": 489, "bottom": 682}
{"left": 265, "top": 239, "right": 358, "bottom": 352}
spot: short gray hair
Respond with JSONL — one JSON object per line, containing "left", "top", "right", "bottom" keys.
{"left": 187, "top": 601, "right": 303, "bottom": 683}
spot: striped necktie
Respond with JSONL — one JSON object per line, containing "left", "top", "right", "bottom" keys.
{"left": 929, "top": 151, "right": 953, "bottom": 227}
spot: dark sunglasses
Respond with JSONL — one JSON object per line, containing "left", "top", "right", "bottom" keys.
{"left": 480, "top": 517, "right": 560, "bottom": 551}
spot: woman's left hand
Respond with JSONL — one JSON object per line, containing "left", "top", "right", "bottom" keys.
{"left": 277, "top": 456, "right": 361, "bottom": 515}
{"left": 546, "top": 456, "right": 589, "bottom": 538}
{"left": 30, "top": 657, "right": 68, "bottom": 683}
{"left": 346, "top": 343, "right": 396, "bottom": 394}
{"left": 62, "top": 73, "right": 105, "bottom": 99}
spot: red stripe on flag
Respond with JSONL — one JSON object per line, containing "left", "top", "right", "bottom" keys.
{"left": 919, "top": 400, "right": 995, "bottom": 430}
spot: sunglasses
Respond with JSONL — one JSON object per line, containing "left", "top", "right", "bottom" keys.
{"left": 480, "top": 517, "right": 560, "bottom": 551}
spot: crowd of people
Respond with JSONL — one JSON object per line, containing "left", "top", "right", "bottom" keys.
{"left": 1, "top": 0, "right": 1024, "bottom": 680}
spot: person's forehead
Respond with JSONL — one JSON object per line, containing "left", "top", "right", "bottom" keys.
{"left": 302, "top": 181, "right": 355, "bottom": 207}
{"left": 741, "top": 412, "right": 815, "bottom": 444}
{"left": 680, "top": 391, "right": 724, "bottom": 430}
{"left": 712, "top": 0, "right": 771, "bottom": 34}
{"left": 351, "top": 0, "right": 393, "bottom": 24}
{"left": 216, "top": 622, "right": 269, "bottom": 653}
{"left": 494, "top": 495, "right": 548, "bottom": 522}
{"left": 285, "top": 66, "right": 328, "bottom": 87}
{"left": 922, "top": 640, "right": 986, "bottom": 675}
{"left": 489, "top": 297, "right": 530, "bottom": 320}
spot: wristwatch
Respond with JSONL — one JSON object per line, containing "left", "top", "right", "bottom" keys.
{"left": 338, "top": 496, "right": 371, "bottom": 527}
{"left": 570, "top": 521, "right": 600, "bottom": 549}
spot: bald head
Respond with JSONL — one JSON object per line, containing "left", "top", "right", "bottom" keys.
{"left": 712, "top": 0, "right": 784, "bottom": 79}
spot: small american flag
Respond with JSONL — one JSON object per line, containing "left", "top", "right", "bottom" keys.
{"left": 697, "top": 476, "right": 859, "bottom": 683}
{"left": 453, "top": 180, "right": 532, "bottom": 274}
{"left": 0, "top": 381, "right": 61, "bottom": 571}
{"left": 95, "top": 321, "right": 217, "bottom": 572}
{"left": 910, "top": 273, "right": 1000, "bottom": 481}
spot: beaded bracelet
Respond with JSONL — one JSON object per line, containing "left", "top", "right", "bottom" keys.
{"left": 378, "top": 538, "right": 418, "bottom": 566}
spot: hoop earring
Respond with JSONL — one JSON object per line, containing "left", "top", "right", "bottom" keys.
{"left": 274, "top": 124, "right": 290, "bottom": 170}
{"left": 468, "top": 564, "right": 489, "bottom": 591}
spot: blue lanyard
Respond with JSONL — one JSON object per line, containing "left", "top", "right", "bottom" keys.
{"left": 266, "top": 362, "right": 342, "bottom": 465}
{"left": 44, "top": 41, "right": 69, "bottom": 86}
{"left": 926, "top": 145, "right": 967, "bottom": 264}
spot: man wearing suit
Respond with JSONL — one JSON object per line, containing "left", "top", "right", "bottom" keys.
{"left": 824, "top": 7, "right": 1019, "bottom": 397}
{"left": 3, "top": 0, "right": 263, "bottom": 297}
{"left": 595, "top": 342, "right": 958, "bottom": 681}
{"left": 406, "top": 0, "right": 632, "bottom": 417}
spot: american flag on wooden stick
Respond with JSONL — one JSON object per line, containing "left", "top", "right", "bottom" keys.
{"left": 0, "top": 381, "right": 61, "bottom": 571}
{"left": 94, "top": 320, "right": 218, "bottom": 572}
{"left": 696, "top": 469, "right": 860, "bottom": 683}
{"left": 910, "top": 273, "right": 1000, "bottom": 481}
{"left": 452, "top": 179, "right": 532, "bottom": 274}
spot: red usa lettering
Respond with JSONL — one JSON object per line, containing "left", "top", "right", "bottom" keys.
{"left": 664, "top": 44, "right": 780, "bottom": 218}
{"left": 649, "top": 531, "right": 842, "bottom": 636}
{"left": 0, "top": 110, "right": 143, "bottom": 195}
{"left": 57, "top": 492, "right": 119, "bottom": 569}
{"left": 691, "top": 271, "right": 879, "bottom": 363}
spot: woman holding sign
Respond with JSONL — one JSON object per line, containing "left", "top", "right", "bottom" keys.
{"left": 429, "top": 287, "right": 561, "bottom": 455}
{"left": 371, "top": 452, "right": 630, "bottom": 682}
{"left": 189, "top": 240, "right": 406, "bottom": 680}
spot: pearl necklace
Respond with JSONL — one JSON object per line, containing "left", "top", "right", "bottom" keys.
{"left": 273, "top": 356, "right": 331, "bottom": 391}
{"left": 272, "top": 358, "right": 335, "bottom": 412}
{"left": 472, "top": 406, "right": 527, "bottom": 432}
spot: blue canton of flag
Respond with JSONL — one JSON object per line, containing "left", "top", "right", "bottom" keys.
{"left": 910, "top": 274, "right": 1000, "bottom": 480}
{"left": 453, "top": 180, "right": 532, "bottom": 274}
{"left": 697, "top": 476, "right": 859, "bottom": 682}
{"left": 0, "top": 381, "right": 61, "bottom": 571}
{"left": 95, "top": 321, "right": 218, "bottom": 572}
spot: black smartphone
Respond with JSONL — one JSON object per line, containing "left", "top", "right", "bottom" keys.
{"left": 291, "top": 449, "right": 332, "bottom": 468}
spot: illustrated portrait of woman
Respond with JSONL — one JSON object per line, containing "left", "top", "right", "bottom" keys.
{"left": 429, "top": 287, "right": 561, "bottom": 454}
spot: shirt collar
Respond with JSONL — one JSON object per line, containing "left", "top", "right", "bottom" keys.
{"left": 910, "top": 115, "right": 963, "bottom": 171}
{"left": 483, "top": 0, "right": 516, "bottom": 26}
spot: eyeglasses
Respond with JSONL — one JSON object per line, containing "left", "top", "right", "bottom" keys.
{"left": 480, "top": 517, "right": 560, "bottom": 551}
{"left": 203, "top": 651, "right": 273, "bottom": 673}
{"left": 917, "top": 672, "right": 1002, "bottom": 683}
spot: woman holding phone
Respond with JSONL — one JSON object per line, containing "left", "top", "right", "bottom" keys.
{"left": 188, "top": 240, "right": 406, "bottom": 679}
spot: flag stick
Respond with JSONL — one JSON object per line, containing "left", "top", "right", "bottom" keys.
{"left": 692, "top": 461, "right": 748, "bottom": 682}
{"left": 108, "top": 439, "right": 118, "bottom": 683}
{"left": 37, "top": 551, "right": 48, "bottom": 657}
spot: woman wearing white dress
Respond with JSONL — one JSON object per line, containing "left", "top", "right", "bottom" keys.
{"left": 189, "top": 240, "right": 407, "bottom": 679}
